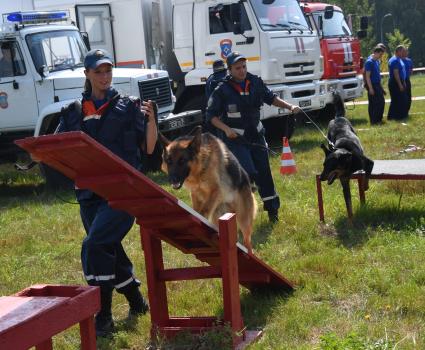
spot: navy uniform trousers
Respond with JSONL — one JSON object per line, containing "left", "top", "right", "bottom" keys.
{"left": 79, "top": 196, "right": 140, "bottom": 292}
{"left": 224, "top": 133, "right": 280, "bottom": 213}
{"left": 388, "top": 79, "right": 408, "bottom": 120}
{"left": 368, "top": 83, "right": 385, "bottom": 124}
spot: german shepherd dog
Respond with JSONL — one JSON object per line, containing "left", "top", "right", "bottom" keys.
{"left": 320, "top": 93, "right": 374, "bottom": 220}
{"left": 160, "top": 126, "right": 257, "bottom": 253}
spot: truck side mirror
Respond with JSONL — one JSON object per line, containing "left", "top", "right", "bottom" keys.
{"left": 360, "top": 16, "right": 368, "bottom": 30}
{"left": 324, "top": 5, "right": 334, "bottom": 20}
{"left": 357, "top": 30, "right": 367, "bottom": 39}
{"left": 37, "top": 65, "right": 49, "bottom": 79}
{"left": 80, "top": 32, "right": 91, "bottom": 51}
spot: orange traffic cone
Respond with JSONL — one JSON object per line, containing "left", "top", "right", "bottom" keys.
{"left": 280, "top": 137, "right": 297, "bottom": 175}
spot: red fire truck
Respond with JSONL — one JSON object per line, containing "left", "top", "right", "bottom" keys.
{"left": 301, "top": 2, "right": 368, "bottom": 106}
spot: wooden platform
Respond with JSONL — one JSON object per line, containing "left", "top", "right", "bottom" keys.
{"left": 316, "top": 159, "right": 425, "bottom": 221}
{"left": 16, "top": 131, "right": 294, "bottom": 349}
{"left": 0, "top": 284, "right": 99, "bottom": 350}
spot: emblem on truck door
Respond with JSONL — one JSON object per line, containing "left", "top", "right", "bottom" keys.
{"left": 220, "top": 39, "right": 233, "bottom": 59}
{"left": 0, "top": 92, "right": 8, "bottom": 109}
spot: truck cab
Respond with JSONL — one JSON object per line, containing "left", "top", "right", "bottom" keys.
{"left": 0, "top": 10, "right": 201, "bottom": 163}
{"left": 301, "top": 2, "right": 365, "bottom": 102}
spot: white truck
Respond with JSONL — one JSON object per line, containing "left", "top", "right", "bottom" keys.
{"left": 0, "top": 9, "right": 201, "bottom": 165}
{"left": 34, "top": 0, "right": 329, "bottom": 137}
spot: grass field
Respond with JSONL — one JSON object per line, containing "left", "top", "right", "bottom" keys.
{"left": 1, "top": 81, "right": 425, "bottom": 349}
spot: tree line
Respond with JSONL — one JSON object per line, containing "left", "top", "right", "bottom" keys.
{"left": 331, "top": 0, "right": 424, "bottom": 67}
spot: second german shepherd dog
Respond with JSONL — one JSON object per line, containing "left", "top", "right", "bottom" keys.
{"left": 320, "top": 94, "right": 374, "bottom": 219}
{"left": 160, "top": 126, "right": 257, "bottom": 253}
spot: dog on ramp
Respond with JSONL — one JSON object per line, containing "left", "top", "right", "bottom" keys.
{"left": 160, "top": 126, "right": 257, "bottom": 253}
{"left": 320, "top": 103, "right": 374, "bottom": 220}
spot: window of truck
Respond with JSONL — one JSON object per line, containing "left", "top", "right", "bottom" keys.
{"left": 26, "top": 30, "right": 88, "bottom": 73}
{"left": 0, "top": 41, "right": 26, "bottom": 78}
{"left": 209, "top": 4, "right": 252, "bottom": 34}
{"left": 313, "top": 11, "right": 352, "bottom": 37}
{"left": 250, "top": 0, "right": 309, "bottom": 31}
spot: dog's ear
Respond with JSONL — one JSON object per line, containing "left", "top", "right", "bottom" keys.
{"left": 158, "top": 132, "right": 171, "bottom": 147}
{"left": 188, "top": 127, "right": 202, "bottom": 153}
{"left": 320, "top": 143, "right": 332, "bottom": 156}
{"left": 188, "top": 125, "right": 202, "bottom": 136}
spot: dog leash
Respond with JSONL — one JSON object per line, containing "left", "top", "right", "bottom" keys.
{"left": 297, "top": 107, "right": 335, "bottom": 148}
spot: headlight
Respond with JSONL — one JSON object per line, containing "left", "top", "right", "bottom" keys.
{"left": 280, "top": 90, "right": 285, "bottom": 99}
{"left": 319, "top": 55, "right": 324, "bottom": 73}
{"left": 327, "top": 83, "right": 338, "bottom": 92}
{"left": 319, "top": 85, "right": 325, "bottom": 95}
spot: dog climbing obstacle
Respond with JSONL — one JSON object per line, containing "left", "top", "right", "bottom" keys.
{"left": 16, "top": 132, "right": 294, "bottom": 349}
{"left": 316, "top": 159, "right": 425, "bottom": 221}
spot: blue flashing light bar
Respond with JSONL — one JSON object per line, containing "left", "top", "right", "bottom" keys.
{"left": 6, "top": 11, "right": 70, "bottom": 24}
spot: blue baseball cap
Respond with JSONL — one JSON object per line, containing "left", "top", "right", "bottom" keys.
{"left": 226, "top": 51, "right": 246, "bottom": 67}
{"left": 84, "top": 49, "right": 113, "bottom": 69}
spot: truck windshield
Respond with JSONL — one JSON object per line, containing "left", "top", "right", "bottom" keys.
{"left": 26, "top": 30, "right": 87, "bottom": 73}
{"left": 250, "top": 0, "right": 309, "bottom": 31}
{"left": 314, "top": 11, "right": 352, "bottom": 37}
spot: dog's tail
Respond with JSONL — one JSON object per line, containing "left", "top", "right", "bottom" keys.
{"left": 332, "top": 92, "right": 346, "bottom": 118}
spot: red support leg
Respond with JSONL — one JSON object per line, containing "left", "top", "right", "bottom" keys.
{"left": 358, "top": 177, "right": 366, "bottom": 204}
{"left": 316, "top": 175, "right": 325, "bottom": 222}
{"left": 219, "top": 213, "right": 244, "bottom": 346}
{"left": 140, "top": 228, "right": 170, "bottom": 335}
{"left": 79, "top": 316, "right": 97, "bottom": 350}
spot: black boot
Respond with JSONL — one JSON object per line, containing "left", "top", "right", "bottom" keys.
{"left": 122, "top": 285, "right": 149, "bottom": 318}
{"left": 95, "top": 287, "right": 114, "bottom": 337}
{"left": 268, "top": 209, "right": 279, "bottom": 223}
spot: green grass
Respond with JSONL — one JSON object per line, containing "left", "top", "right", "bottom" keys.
{"left": 1, "top": 94, "right": 425, "bottom": 349}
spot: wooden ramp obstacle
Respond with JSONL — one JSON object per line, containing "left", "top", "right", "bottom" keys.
{"left": 16, "top": 132, "right": 294, "bottom": 348}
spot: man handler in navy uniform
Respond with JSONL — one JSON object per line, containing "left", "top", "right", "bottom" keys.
{"left": 206, "top": 51, "right": 300, "bottom": 222}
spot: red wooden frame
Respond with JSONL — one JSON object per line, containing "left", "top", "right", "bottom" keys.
{"left": 0, "top": 284, "right": 99, "bottom": 350}
{"left": 15, "top": 132, "right": 294, "bottom": 349}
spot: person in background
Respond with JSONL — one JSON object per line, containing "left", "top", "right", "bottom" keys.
{"left": 387, "top": 45, "right": 408, "bottom": 120}
{"left": 206, "top": 51, "right": 300, "bottom": 223}
{"left": 58, "top": 49, "right": 157, "bottom": 337}
{"left": 402, "top": 47, "right": 413, "bottom": 114}
{"left": 364, "top": 46, "right": 385, "bottom": 124}
{"left": 205, "top": 59, "right": 227, "bottom": 99}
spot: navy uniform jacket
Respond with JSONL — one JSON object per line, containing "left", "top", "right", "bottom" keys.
{"left": 58, "top": 87, "right": 146, "bottom": 201}
{"left": 206, "top": 72, "right": 276, "bottom": 141}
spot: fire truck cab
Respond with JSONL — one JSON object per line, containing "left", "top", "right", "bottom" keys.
{"left": 301, "top": 2, "right": 367, "bottom": 103}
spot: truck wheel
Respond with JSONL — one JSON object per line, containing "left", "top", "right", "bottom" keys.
{"left": 39, "top": 163, "right": 73, "bottom": 191}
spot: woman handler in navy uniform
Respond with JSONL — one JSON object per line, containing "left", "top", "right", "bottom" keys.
{"left": 58, "top": 49, "right": 157, "bottom": 337}
{"left": 206, "top": 51, "right": 300, "bottom": 222}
